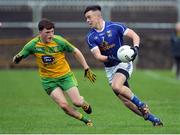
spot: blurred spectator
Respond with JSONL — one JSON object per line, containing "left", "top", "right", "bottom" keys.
{"left": 170, "top": 22, "right": 180, "bottom": 80}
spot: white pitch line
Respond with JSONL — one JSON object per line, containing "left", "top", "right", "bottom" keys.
{"left": 144, "top": 70, "right": 180, "bottom": 85}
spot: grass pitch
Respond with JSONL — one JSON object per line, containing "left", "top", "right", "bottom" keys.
{"left": 0, "top": 69, "right": 179, "bottom": 133}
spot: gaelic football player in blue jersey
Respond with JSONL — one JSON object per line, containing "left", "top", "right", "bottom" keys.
{"left": 84, "top": 5, "right": 163, "bottom": 126}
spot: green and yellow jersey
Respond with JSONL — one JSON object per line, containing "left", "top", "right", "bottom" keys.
{"left": 18, "top": 35, "right": 75, "bottom": 78}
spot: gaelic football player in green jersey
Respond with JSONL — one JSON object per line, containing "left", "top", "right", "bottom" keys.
{"left": 13, "top": 19, "right": 96, "bottom": 127}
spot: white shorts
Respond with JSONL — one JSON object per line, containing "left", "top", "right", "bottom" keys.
{"left": 104, "top": 62, "right": 133, "bottom": 84}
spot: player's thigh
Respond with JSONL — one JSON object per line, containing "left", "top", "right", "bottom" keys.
{"left": 50, "top": 87, "right": 68, "bottom": 107}
{"left": 66, "top": 87, "right": 83, "bottom": 105}
{"left": 111, "top": 73, "right": 126, "bottom": 89}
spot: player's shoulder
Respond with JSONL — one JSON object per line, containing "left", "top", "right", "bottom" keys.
{"left": 53, "top": 35, "right": 68, "bottom": 44}
{"left": 53, "top": 35, "right": 74, "bottom": 48}
{"left": 25, "top": 36, "right": 39, "bottom": 47}
{"left": 53, "top": 35, "right": 65, "bottom": 41}
{"left": 106, "top": 21, "right": 126, "bottom": 28}
{"left": 87, "top": 29, "right": 95, "bottom": 36}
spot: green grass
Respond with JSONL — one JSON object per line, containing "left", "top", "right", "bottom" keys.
{"left": 0, "top": 69, "right": 180, "bottom": 133}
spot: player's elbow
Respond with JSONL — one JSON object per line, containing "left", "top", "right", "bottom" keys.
{"left": 95, "top": 55, "right": 101, "bottom": 61}
{"left": 73, "top": 48, "right": 79, "bottom": 54}
{"left": 135, "top": 34, "right": 140, "bottom": 42}
{"left": 73, "top": 48, "right": 81, "bottom": 57}
{"left": 94, "top": 54, "right": 105, "bottom": 62}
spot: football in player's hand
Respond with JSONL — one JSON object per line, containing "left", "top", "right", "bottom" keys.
{"left": 117, "top": 45, "right": 134, "bottom": 63}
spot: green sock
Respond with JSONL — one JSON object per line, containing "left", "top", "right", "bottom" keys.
{"left": 79, "top": 114, "right": 89, "bottom": 123}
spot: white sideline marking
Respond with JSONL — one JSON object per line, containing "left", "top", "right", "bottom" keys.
{"left": 144, "top": 70, "right": 180, "bottom": 85}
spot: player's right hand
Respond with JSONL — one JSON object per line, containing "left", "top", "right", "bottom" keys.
{"left": 84, "top": 68, "right": 96, "bottom": 83}
{"left": 13, "top": 54, "right": 23, "bottom": 64}
{"left": 130, "top": 46, "right": 139, "bottom": 61}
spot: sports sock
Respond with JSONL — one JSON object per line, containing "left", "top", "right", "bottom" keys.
{"left": 146, "top": 113, "right": 159, "bottom": 123}
{"left": 131, "top": 95, "right": 144, "bottom": 107}
{"left": 79, "top": 114, "right": 89, "bottom": 123}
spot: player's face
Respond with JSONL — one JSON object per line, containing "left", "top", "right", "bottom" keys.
{"left": 39, "top": 28, "right": 54, "bottom": 43}
{"left": 85, "top": 10, "right": 100, "bottom": 28}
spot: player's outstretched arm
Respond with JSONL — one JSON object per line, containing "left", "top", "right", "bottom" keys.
{"left": 12, "top": 42, "right": 32, "bottom": 64}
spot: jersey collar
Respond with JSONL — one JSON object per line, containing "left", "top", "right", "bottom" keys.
{"left": 95, "top": 21, "right": 105, "bottom": 33}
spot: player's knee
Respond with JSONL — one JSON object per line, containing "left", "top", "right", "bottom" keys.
{"left": 112, "top": 87, "right": 125, "bottom": 97}
{"left": 111, "top": 83, "right": 123, "bottom": 94}
{"left": 72, "top": 96, "right": 84, "bottom": 107}
{"left": 111, "top": 83, "right": 118, "bottom": 90}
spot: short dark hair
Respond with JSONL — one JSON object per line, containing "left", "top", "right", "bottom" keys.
{"left": 38, "top": 18, "right": 55, "bottom": 31}
{"left": 84, "top": 5, "right": 101, "bottom": 15}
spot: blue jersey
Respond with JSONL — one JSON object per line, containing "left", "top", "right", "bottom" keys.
{"left": 86, "top": 21, "right": 128, "bottom": 67}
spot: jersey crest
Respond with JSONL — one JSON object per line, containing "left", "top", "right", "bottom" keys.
{"left": 106, "top": 30, "right": 112, "bottom": 37}
{"left": 99, "top": 41, "right": 115, "bottom": 51}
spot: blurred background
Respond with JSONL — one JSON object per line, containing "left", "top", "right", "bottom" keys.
{"left": 0, "top": 0, "right": 178, "bottom": 69}
{"left": 1, "top": 1, "right": 180, "bottom": 133}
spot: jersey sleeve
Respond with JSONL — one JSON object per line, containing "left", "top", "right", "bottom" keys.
{"left": 63, "top": 38, "right": 76, "bottom": 53}
{"left": 18, "top": 40, "right": 34, "bottom": 58}
{"left": 113, "top": 22, "right": 128, "bottom": 36}
{"left": 54, "top": 35, "right": 75, "bottom": 53}
{"left": 86, "top": 33, "right": 98, "bottom": 50}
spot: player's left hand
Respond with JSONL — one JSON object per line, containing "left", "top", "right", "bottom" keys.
{"left": 130, "top": 46, "right": 139, "bottom": 61}
{"left": 84, "top": 68, "right": 96, "bottom": 83}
